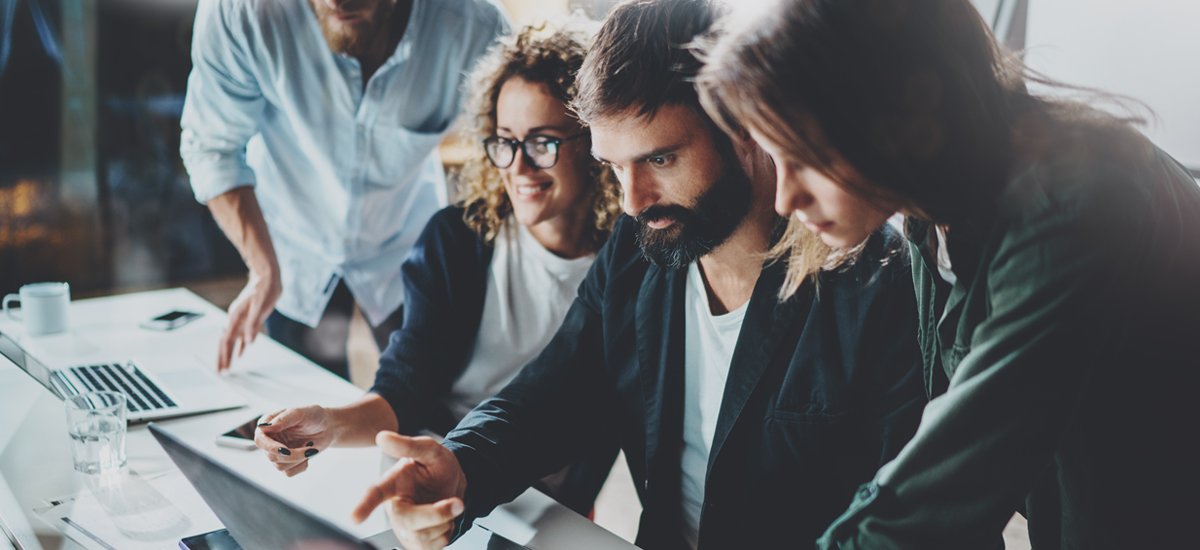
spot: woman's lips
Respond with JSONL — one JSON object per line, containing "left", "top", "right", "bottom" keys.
{"left": 805, "top": 220, "right": 835, "bottom": 233}
{"left": 513, "top": 181, "right": 552, "bottom": 199}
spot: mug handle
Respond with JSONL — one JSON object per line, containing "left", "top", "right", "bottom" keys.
{"left": 2, "top": 294, "right": 20, "bottom": 321}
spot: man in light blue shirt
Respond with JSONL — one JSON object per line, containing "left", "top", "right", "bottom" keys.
{"left": 180, "top": 0, "right": 508, "bottom": 378}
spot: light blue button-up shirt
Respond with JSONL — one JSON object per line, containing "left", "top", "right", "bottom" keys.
{"left": 181, "top": 0, "right": 508, "bottom": 326}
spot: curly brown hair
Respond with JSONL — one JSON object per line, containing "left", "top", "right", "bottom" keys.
{"left": 455, "top": 22, "right": 622, "bottom": 250}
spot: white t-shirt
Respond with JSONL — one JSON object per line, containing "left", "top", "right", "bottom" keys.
{"left": 445, "top": 220, "right": 594, "bottom": 420}
{"left": 680, "top": 262, "right": 749, "bottom": 548}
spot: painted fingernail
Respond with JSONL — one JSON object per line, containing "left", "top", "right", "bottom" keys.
{"left": 258, "top": 422, "right": 272, "bottom": 427}
{"left": 304, "top": 449, "right": 319, "bottom": 458}
{"left": 278, "top": 447, "right": 291, "bottom": 456}
{"left": 305, "top": 441, "right": 314, "bottom": 447}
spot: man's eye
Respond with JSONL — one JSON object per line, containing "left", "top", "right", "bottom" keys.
{"left": 648, "top": 155, "right": 671, "bottom": 167}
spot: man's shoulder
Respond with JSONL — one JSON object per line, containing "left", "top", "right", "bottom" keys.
{"left": 421, "top": 0, "right": 508, "bottom": 32}
{"left": 585, "top": 215, "right": 654, "bottom": 293}
{"left": 198, "top": 0, "right": 300, "bottom": 34}
{"left": 822, "top": 224, "right": 913, "bottom": 295}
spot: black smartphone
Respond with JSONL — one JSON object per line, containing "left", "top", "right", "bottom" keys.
{"left": 141, "top": 309, "right": 203, "bottom": 331}
{"left": 215, "top": 416, "right": 261, "bottom": 450}
{"left": 179, "top": 528, "right": 241, "bottom": 550}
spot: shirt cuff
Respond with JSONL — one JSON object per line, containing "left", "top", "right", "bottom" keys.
{"left": 182, "top": 152, "right": 257, "bottom": 203}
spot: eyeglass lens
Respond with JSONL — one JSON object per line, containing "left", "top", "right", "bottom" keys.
{"left": 485, "top": 136, "right": 560, "bottom": 169}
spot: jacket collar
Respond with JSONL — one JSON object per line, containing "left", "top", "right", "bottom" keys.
{"left": 706, "top": 259, "right": 809, "bottom": 473}
{"left": 633, "top": 257, "right": 812, "bottom": 524}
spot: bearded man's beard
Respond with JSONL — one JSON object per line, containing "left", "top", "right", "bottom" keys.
{"left": 634, "top": 144, "right": 753, "bottom": 268}
{"left": 312, "top": 0, "right": 392, "bottom": 58}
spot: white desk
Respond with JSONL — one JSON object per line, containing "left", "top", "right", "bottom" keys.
{"left": 0, "top": 288, "right": 636, "bottom": 550}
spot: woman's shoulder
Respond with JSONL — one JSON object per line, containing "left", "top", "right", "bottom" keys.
{"left": 409, "top": 206, "right": 490, "bottom": 263}
{"left": 999, "top": 112, "right": 1189, "bottom": 227}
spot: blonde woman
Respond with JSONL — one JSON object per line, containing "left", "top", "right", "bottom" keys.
{"left": 253, "top": 23, "right": 621, "bottom": 514}
{"left": 698, "top": 0, "right": 1200, "bottom": 547}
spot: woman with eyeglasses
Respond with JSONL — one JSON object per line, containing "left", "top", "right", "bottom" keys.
{"left": 252, "top": 22, "right": 622, "bottom": 514}
{"left": 697, "top": 0, "right": 1200, "bottom": 547}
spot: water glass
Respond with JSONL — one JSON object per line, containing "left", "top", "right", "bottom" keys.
{"left": 66, "top": 391, "right": 128, "bottom": 475}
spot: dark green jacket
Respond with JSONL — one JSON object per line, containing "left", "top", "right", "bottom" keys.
{"left": 819, "top": 125, "right": 1200, "bottom": 549}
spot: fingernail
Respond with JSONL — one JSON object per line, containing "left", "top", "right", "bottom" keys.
{"left": 305, "top": 441, "right": 314, "bottom": 447}
{"left": 258, "top": 422, "right": 272, "bottom": 427}
{"left": 451, "top": 500, "right": 464, "bottom": 516}
{"left": 304, "top": 449, "right": 318, "bottom": 458}
{"left": 278, "top": 447, "right": 291, "bottom": 456}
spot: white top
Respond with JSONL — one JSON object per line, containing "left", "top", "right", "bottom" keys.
{"left": 180, "top": 0, "right": 508, "bottom": 326}
{"left": 680, "top": 262, "right": 748, "bottom": 548}
{"left": 934, "top": 225, "right": 957, "bottom": 285}
{"left": 446, "top": 221, "right": 595, "bottom": 421}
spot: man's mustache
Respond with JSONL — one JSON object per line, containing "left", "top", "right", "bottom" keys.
{"left": 635, "top": 204, "right": 695, "bottom": 226}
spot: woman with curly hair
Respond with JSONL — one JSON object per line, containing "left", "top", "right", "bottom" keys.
{"left": 252, "top": 22, "right": 622, "bottom": 514}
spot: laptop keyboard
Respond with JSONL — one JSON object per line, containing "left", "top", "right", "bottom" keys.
{"left": 62, "top": 363, "right": 177, "bottom": 412}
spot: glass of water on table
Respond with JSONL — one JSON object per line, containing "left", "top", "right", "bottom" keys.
{"left": 66, "top": 391, "right": 128, "bottom": 475}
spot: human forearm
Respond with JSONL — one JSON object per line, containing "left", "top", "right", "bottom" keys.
{"left": 207, "top": 187, "right": 279, "bottom": 279}
{"left": 327, "top": 393, "right": 401, "bottom": 447}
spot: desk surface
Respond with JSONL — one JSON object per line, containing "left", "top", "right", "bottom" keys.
{"left": 0, "top": 288, "right": 635, "bottom": 550}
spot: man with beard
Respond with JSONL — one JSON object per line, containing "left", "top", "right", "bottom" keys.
{"left": 347, "top": 1, "right": 925, "bottom": 549}
{"left": 180, "top": 0, "right": 508, "bottom": 378}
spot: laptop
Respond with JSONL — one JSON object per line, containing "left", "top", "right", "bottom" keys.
{"left": 148, "top": 424, "right": 532, "bottom": 550}
{"left": 0, "top": 330, "right": 245, "bottom": 422}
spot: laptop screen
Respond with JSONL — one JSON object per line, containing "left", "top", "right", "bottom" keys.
{"left": 149, "top": 424, "right": 374, "bottom": 550}
{"left": 0, "top": 331, "right": 63, "bottom": 399}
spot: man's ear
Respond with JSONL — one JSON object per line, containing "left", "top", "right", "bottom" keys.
{"left": 733, "top": 134, "right": 775, "bottom": 184}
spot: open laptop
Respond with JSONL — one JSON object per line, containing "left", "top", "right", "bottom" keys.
{"left": 0, "top": 330, "right": 244, "bottom": 422}
{"left": 148, "top": 424, "right": 532, "bottom": 550}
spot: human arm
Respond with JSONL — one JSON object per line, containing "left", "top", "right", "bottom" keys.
{"left": 352, "top": 432, "right": 468, "bottom": 550}
{"left": 179, "top": 0, "right": 272, "bottom": 371}
{"left": 819, "top": 202, "right": 1127, "bottom": 548}
{"left": 369, "top": 207, "right": 492, "bottom": 436}
{"left": 254, "top": 393, "right": 398, "bottom": 477}
{"left": 207, "top": 188, "right": 280, "bottom": 372}
{"left": 353, "top": 217, "right": 632, "bottom": 545}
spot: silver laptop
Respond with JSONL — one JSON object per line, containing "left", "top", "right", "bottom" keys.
{"left": 0, "top": 330, "right": 245, "bottom": 422}
{"left": 149, "top": 423, "right": 531, "bottom": 550}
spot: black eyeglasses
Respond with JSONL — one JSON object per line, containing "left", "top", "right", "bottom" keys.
{"left": 483, "top": 132, "right": 588, "bottom": 170}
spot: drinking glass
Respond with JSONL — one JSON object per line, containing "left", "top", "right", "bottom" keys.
{"left": 66, "top": 391, "right": 128, "bottom": 475}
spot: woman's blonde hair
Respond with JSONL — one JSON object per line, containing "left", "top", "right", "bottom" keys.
{"left": 455, "top": 21, "right": 622, "bottom": 249}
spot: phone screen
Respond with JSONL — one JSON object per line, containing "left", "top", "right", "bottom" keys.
{"left": 155, "top": 310, "right": 200, "bottom": 322}
{"left": 221, "top": 417, "right": 261, "bottom": 441}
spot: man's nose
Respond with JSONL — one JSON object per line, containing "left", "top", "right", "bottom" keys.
{"left": 621, "top": 167, "right": 658, "bottom": 217}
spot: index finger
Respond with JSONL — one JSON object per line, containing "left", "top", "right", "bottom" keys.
{"left": 216, "top": 327, "right": 236, "bottom": 372}
{"left": 389, "top": 497, "right": 464, "bottom": 533}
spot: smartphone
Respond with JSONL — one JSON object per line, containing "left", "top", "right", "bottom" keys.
{"left": 215, "top": 416, "right": 261, "bottom": 450}
{"left": 179, "top": 528, "right": 240, "bottom": 550}
{"left": 141, "top": 309, "right": 203, "bottom": 331}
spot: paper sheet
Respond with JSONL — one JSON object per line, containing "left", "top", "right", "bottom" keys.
{"left": 35, "top": 469, "right": 223, "bottom": 550}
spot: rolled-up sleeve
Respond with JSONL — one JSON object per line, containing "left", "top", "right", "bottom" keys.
{"left": 180, "top": 0, "right": 265, "bottom": 204}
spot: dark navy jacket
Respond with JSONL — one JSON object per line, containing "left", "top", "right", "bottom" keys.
{"left": 370, "top": 206, "right": 495, "bottom": 436}
{"left": 369, "top": 205, "right": 615, "bottom": 513}
{"left": 443, "top": 215, "right": 926, "bottom": 549}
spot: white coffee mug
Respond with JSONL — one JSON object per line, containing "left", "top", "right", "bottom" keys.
{"left": 3, "top": 282, "right": 71, "bottom": 336}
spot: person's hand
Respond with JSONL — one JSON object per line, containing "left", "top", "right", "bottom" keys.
{"left": 352, "top": 432, "right": 468, "bottom": 550}
{"left": 255, "top": 407, "right": 337, "bottom": 477}
{"left": 217, "top": 271, "right": 280, "bottom": 372}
